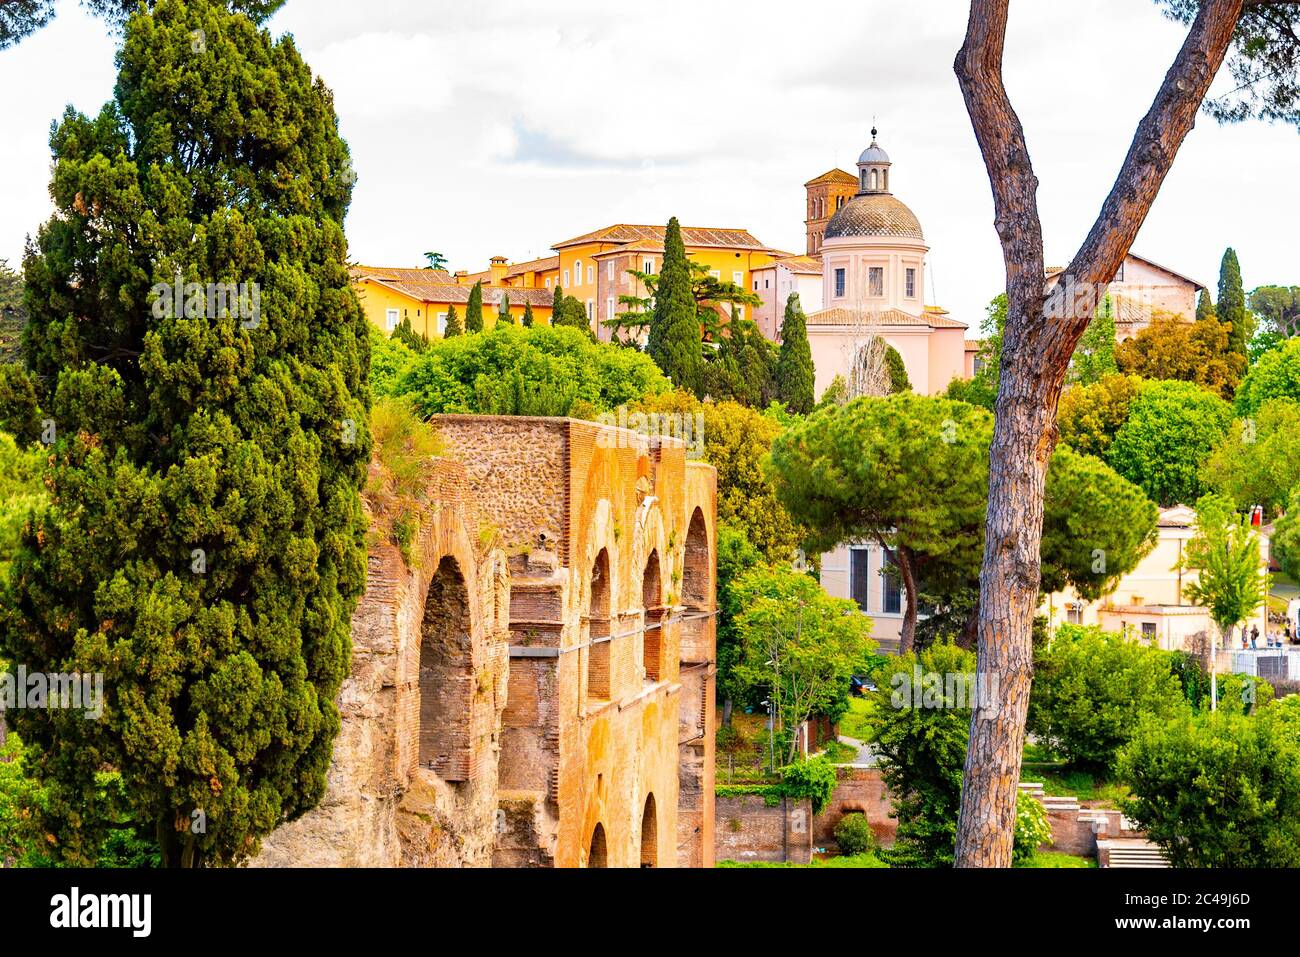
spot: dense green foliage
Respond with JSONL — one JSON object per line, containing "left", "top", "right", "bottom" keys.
{"left": 706, "top": 307, "right": 776, "bottom": 409}
{"left": 0, "top": 260, "right": 25, "bottom": 366}
{"left": 834, "top": 812, "right": 876, "bottom": 856}
{"left": 0, "top": 0, "right": 371, "bottom": 867}
{"left": 1115, "top": 311, "right": 1243, "bottom": 398}
{"left": 774, "top": 293, "right": 815, "bottom": 414}
{"left": 646, "top": 218, "right": 703, "bottom": 395}
{"left": 1181, "top": 494, "right": 1269, "bottom": 646}
{"left": 630, "top": 391, "right": 805, "bottom": 562}
{"left": 1107, "top": 380, "right": 1233, "bottom": 506}
{"left": 1057, "top": 374, "right": 1145, "bottom": 460}
{"left": 1118, "top": 698, "right": 1300, "bottom": 867}
{"left": 862, "top": 643, "right": 974, "bottom": 867}
{"left": 715, "top": 521, "right": 763, "bottom": 717}
{"left": 0, "top": 431, "right": 45, "bottom": 581}
{"left": 384, "top": 323, "right": 670, "bottom": 417}
{"left": 731, "top": 565, "right": 875, "bottom": 762}
{"left": 465, "top": 280, "right": 484, "bottom": 333}
{"left": 1234, "top": 336, "right": 1300, "bottom": 416}
{"left": 1217, "top": 247, "right": 1252, "bottom": 360}
{"left": 1029, "top": 625, "right": 1189, "bottom": 773}
{"left": 1201, "top": 398, "right": 1300, "bottom": 513}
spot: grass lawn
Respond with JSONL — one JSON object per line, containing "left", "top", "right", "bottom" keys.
{"left": 820, "top": 739, "right": 857, "bottom": 764}
{"left": 718, "top": 853, "right": 888, "bottom": 869}
{"left": 1021, "top": 742, "right": 1128, "bottom": 806}
{"left": 839, "top": 696, "right": 873, "bottom": 742}
{"left": 1016, "top": 850, "right": 1096, "bottom": 868}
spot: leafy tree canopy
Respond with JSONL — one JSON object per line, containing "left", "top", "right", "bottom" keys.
{"left": 1, "top": 0, "right": 370, "bottom": 867}
{"left": 1029, "top": 624, "right": 1189, "bottom": 774}
{"left": 386, "top": 323, "right": 670, "bottom": 417}
{"left": 1201, "top": 398, "right": 1300, "bottom": 514}
{"left": 1107, "top": 380, "right": 1234, "bottom": 506}
{"left": 1115, "top": 311, "right": 1244, "bottom": 398}
{"left": 1235, "top": 336, "right": 1300, "bottom": 416}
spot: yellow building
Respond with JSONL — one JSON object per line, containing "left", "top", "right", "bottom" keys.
{"left": 354, "top": 223, "right": 778, "bottom": 342}
{"left": 550, "top": 223, "right": 778, "bottom": 340}
{"left": 351, "top": 264, "right": 555, "bottom": 339}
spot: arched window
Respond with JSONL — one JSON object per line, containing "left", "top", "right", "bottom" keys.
{"left": 418, "top": 556, "right": 472, "bottom": 780}
{"left": 870, "top": 169, "right": 879, "bottom": 191}
{"left": 640, "top": 795, "right": 658, "bottom": 868}
{"left": 588, "top": 823, "right": 608, "bottom": 868}
{"left": 587, "top": 549, "right": 611, "bottom": 701}
{"left": 573, "top": 259, "right": 583, "bottom": 286}
{"left": 682, "top": 509, "right": 709, "bottom": 610}
{"left": 642, "top": 551, "right": 663, "bottom": 681}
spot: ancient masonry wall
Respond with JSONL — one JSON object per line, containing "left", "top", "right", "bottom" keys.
{"left": 255, "top": 416, "right": 716, "bottom": 867}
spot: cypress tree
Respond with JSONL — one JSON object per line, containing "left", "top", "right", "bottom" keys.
{"left": 2, "top": 0, "right": 369, "bottom": 867}
{"left": 1196, "top": 288, "right": 1216, "bottom": 323}
{"left": 774, "top": 292, "right": 815, "bottom": 413}
{"left": 1218, "top": 248, "right": 1250, "bottom": 357}
{"left": 521, "top": 301, "right": 534, "bottom": 327}
{"left": 443, "top": 304, "right": 462, "bottom": 338}
{"left": 465, "top": 280, "right": 484, "bottom": 333}
{"left": 647, "top": 217, "right": 702, "bottom": 395}
{"left": 552, "top": 283, "right": 564, "bottom": 326}
{"left": 497, "top": 291, "right": 513, "bottom": 325}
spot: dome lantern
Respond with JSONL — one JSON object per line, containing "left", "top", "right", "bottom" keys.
{"left": 856, "top": 127, "right": 892, "bottom": 194}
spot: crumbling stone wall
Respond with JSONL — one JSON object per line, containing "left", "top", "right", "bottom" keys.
{"left": 254, "top": 459, "right": 509, "bottom": 867}
{"left": 257, "top": 416, "right": 716, "bottom": 868}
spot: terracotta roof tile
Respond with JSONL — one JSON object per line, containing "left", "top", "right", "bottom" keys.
{"left": 363, "top": 277, "right": 554, "bottom": 308}
{"left": 551, "top": 223, "right": 773, "bottom": 252}
{"left": 803, "top": 168, "right": 858, "bottom": 187}
{"left": 806, "top": 306, "right": 966, "bottom": 329}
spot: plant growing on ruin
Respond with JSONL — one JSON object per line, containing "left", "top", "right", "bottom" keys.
{"left": 0, "top": 0, "right": 370, "bottom": 867}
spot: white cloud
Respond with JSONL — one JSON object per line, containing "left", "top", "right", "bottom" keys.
{"left": 0, "top": 0, "right": 1296, "bottom": 329}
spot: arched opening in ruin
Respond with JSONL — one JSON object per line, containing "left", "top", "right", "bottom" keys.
{"left": 682, "top": 509, "right": 709, "bottom": 610}
{"left": 418, "top": 555, "right": 473, "bottom": 781}
{"left": 642, "top": 550, "right": 663, "bottom": 682}
{"left": 587, "top": 822, "right": 608, "bottom": 868}
{"left": 587, "top": 549, "right": 611, "bottom": 702}
{"left": 640, "top": 794, "right": 658, "bottom": 868}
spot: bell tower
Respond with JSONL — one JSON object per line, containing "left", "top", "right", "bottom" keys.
{"left": 804, "top": 168, "right": 858, "bottom": 256}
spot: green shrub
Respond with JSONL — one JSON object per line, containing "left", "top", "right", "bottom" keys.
{"left": 391, "top": 324, "right": 671, "bottom": 417}
{"left": 1118, "top": 700, "right": 1300, "bottom": 867}
{"left": 1013, "top": 792, "right": 1053, "bottom": 865}
{"left": 863, "top": 642, "right": 976, "bottom": 867}
{"left": 777, "top": 756, "right": 838, "bottom": 815}
{"left": 834, "top": 812, "right": 876, "bottom": 856}
{"left": 1029, "top": 625, "right": 1189, "bottom": 773}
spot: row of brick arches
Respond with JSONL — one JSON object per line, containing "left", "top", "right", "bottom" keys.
{"left": 586, "top": 793, "right": 658, "bottom": 868}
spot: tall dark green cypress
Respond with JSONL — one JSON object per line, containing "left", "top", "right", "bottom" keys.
{"left": 1, "top": 0, "right": 369, "bottom": 867}
{"left": 521, "top": 301, "right": 534, "bottom": 327}
{"left": 1196, "top": 287, "right": 1216, "bottom": 323}
{"left": 774, "top": 292, "right": 815, "bottom": 414}
{"left": 443, "top": 303, "right": 462, "bottom": 338}
{"left": 498, "top": 291, "right": 513, "bottom": 325}
{"left": 646, "top": 217, "right": 702, "bottom": 395}
{"left": 551, "top": 283, "right": 564, "bottom": 327}
{"left": 1218, "top": 248, "right": 1250, "bottom": 356}
{"left": 465, "top": 280, "right": 484, "bottom": 332}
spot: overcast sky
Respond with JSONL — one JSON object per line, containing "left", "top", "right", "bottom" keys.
{"left": 1, "top": 0, "right": 1296, "bottom": 330}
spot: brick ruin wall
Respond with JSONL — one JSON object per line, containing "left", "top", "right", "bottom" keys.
{"left": 255, "top": 417, "right": 716, "bottom": 867}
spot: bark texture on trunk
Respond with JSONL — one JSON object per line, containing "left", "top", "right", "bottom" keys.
{"left": 952, "top": 0, "right": 1246, "bottom": 867}
{"left": 896, "top": 545, "right": 919, "bottom": 656}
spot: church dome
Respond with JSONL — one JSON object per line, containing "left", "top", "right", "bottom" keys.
{"left": 858, "top": 142, "right": 891, "bottom": 165}
{"left": 824, "top": 193, "right": 924, "bottom": 241}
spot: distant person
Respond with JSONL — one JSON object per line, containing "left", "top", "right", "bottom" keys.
{"left": 1250, "top": 625, "right": 1259, "bottom": 649}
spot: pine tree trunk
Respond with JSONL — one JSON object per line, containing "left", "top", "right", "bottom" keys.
{"left": 951, "top": 0, "right": 1245, "bottom": 867}
{"left": 897, "top": 547, "right": 919, "bottom": 657}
